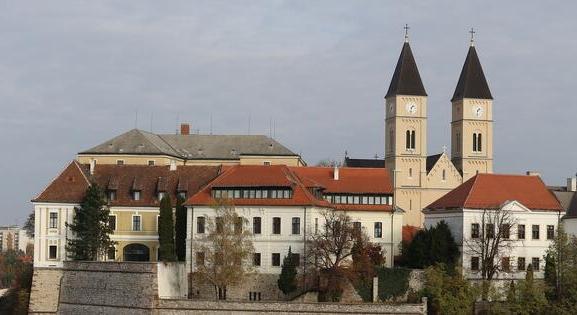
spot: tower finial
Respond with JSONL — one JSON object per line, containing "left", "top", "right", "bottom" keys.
{"left": 469, "top": 27, "right": 476, "bottom": 47}
{"left": 404, "top": 24, "right": 410, "bottom": 43}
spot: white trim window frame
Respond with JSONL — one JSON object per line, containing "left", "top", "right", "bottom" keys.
{"left": 132, "top": 214, "right": 142, "bottom": 231}
{"left": 49, "top": 211, "right": 59, "bottom": 229}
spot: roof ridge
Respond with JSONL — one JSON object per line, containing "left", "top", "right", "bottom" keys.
{"left": 462, "top": 174, "right": 480, "bottom": 208}
{"left": 144, "top": 132, "right": 182, "bottom": 158}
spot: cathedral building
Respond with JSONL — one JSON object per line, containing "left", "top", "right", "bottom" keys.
{"left": 382, "top": 34, "right": 494, "bottom": 228}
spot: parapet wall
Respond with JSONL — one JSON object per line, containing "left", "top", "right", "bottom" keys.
{"left": 58, "top": 261, "right": 158, "bottom": 315}
{"left": 28, "top": 268, "right": 64, "bottom": 314}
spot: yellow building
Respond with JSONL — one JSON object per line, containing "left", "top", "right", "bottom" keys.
{"left": 77, "top": 124, "right": 306, "bottom": 167}
{"left": 348, "top": 36, "right": 494, "bottom": 228}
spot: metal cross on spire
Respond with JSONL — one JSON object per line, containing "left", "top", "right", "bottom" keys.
{"left": 469, "top": 27, "right": 476, "bottom": 46}
{"left": 404, "top": 24, "right": 410, "bottom": 42}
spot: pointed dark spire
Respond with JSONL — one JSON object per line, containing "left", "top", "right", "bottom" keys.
{"left": 385, "top": 42, "right": 427, "bottom": 98}
{"left": 451, "top": 45, "right": 493, "bottom": 101}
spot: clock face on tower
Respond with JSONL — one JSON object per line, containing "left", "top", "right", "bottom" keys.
{"left": 472, "top": 106, "right": 484, "bottom": 118}
{"left": 405, "top": 103, "right": 417, "bottom": 114}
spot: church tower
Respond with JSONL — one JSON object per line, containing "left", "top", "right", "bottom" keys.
{"left": 451, "top": 35, "right": 494, "bottom": 181}
{"left": 385, "top": 32, "right": 428, "bottom": 227}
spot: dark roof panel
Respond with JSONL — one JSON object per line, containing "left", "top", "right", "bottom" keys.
{"left": 385, "top": 42, "right": 427, "bottom": 98}
{"left": 451, "top": 46, "right": 493, "bottom": 101}
{"left": 344, "top": 157, "right": 385, "bottom": 168}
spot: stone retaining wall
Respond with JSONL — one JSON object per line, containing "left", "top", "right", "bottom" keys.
{"left": 155, "top": 298, "right": 427, "bottom": 314}
{"left": 58, "top": 261, "right": 158, "bottom": 315}
{"left": 28, "top": 268, "right": 64, "bottom": 314}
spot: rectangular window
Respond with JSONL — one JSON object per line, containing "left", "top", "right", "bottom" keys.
{"left": 108, "top": 190, "right": 116, "bottom": 201}
{"left": 148, "top": 160, "right": 155, "bottom": 166}
{"left": 196, "top": 252, "right": 205, "bottom": 266}
{"left": 315, "top": 218, "right": 318, "bottom": 233}
{"left": 158, "top": 192, "right": 166, "bottom": 200}
{"left": 353, "top": 196, "right": 360, "bottom": 204}
{"left": 178, "top": 192, "right": 186, "bottom": 200}
{"left": 502, "top": 224, "right": 510, "bottom": 239}
{"left": 116, "top": 160, "right": 124, "bottom": 165}
{"left": 253, "top": 217, "right": 261, "bottom": 234}
{"left": 471, "top": 223, "right": 480, "bottom": 238}
{"left": 532, "top": 225, "right": 540, "bottom": 240}
{"left": 471, "top": 257, "right": 479, "bottom": 271}
{"left": 283, "top": 190, "right": 291, "bottom": 199}
{"left": 518, "top": 224, "right": 526, "bottom": 239}
{"left": 273, "top": 217, "right": 281, "bottom": 235}
{"left": 108, "top": 215, "right": 116, "bottom": 231}
{"left": 502, "top": 257, "right": 510, "bottom": 272}
{"left": 547, "top": 225, "right": 555, "bottom": 240}
{"left": 107, "top": 247, "right": 116, "bottom": 260}
{"left": 292, "top": 217, "right": 300, "bottom": 235}
{"left": 253, "top": 253, "right": 261, "bottom": 266}
{"left": 197, "top": 217, "right": 205, "bottom": 234}
{"left": 518, "top": 257, "right": 526, "bottom": 271}
{"left": 263, "top": 161, "right": 271, "bottom": 166}
{"left": 49, "top": 245, "right": 57, "bottom": 260}
{"left": 49, "top": 212, "right": 58, "bottom": 229}
{"left": 132, "top": 215, "right": 141, "bottom": 231}
{"left": 133, "top": 191, "right": 141, "bottom": 201}
{"left": 272, "top": 253, "right": 281, "bottom": 266}
{"left": 374, "top": 222, "right": 382, "bottom": 238}
{"left": 486, "top": 224, "right": 495, "bottom": 239}
{"left": 532, "top": 257, "right": 540, "bottom": 271}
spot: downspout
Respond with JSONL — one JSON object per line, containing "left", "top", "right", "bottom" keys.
{"left": 189, "top": 205, "right": 193, "bottom": 298}
{"left": 390, "top": 207, "right": 394, "bottom": 267}
{"left": 303, "top": 206, "right": 307, "bottom": 291}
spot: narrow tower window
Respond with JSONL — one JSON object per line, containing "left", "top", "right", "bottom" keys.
{"left": 477, "top": 134, "right": 482, "bottom": 151}
{"left": 405, "top": 130, "right": 416, "bottom": 150}
{"left": 411, "top": 131, "right": 416, "bottom": 149}
{"left": 473, "top": 133, "right": 482, "bottom": 152}
{"left": 473, "top": 133, "right": 477, "bottom": 152}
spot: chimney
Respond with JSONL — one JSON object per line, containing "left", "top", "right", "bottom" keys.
{"left": 169, "top": 160, "right": 177, "bottom": 171}
{"left": 89, "top": 159, "right": 96, "bottom": 175}
{"left": 568, "top": 177, "right": 577, "bottom": 192}
{"left": 526, "top": 171, "right": 541, "bottom": 177}
{"left": 180, "top": 123, "right": 190, "bottom": 135}
{"left": 333, "top": 166, "right": 339, "bottom": 181}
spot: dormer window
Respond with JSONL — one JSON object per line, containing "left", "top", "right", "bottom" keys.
{"left": 158, "top": 192, "right": 166, "bottom": 200}
{"left": 133, "top": 190, "right": 141, "bottom": 201}
{"left": 178, "top": 192, "right": 186, "bottom": 200}
{"left": 108, "top": 190, "right": 116, "bottom": 201}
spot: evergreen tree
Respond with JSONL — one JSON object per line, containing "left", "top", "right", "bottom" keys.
{"left": 66, "top": 184, "right": 115, "bottom": 260}
{"left": 544, "top": 253, "right": 557, "bottom": 300}
{"left": 506, "top": 280, "right": 516, "bottom": 303}
{"left": 277, "top": 246, "right": 298, "bottom": 295}
{"left": 158, "top": 195, "right": 176, "bottom": 262}
{"left": 402, "top": 221, "right": 459, "bottom": 269}
{"left": 174, "top": 195, "right": 187, "bottom": 261}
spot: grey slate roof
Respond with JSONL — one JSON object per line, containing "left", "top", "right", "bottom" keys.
{"left": 426, "top": 154, "right": 442, "bottom": 173}
{"left": 451, "top": 45, "right": 493, "bottom": 101}
{"left": 80, "top": 129, "right": 299, "bottom": 160}
{"left": 385, "top": 42, "right": 427, "bottom": 98}
{"left": 344, "top": 157, "right": 385, "bottom": 168}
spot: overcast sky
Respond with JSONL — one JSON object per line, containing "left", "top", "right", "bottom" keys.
{"left": 1, "top": 1, "right": 576, "bottom": 225}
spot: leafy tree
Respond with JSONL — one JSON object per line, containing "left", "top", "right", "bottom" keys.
{"left": 278, "top": 246, "right": 298, "bottom": 295}
{"left": 175, "top": 195, "right": 187, "bottom": 262}
{"left": 316, "top": 159, "right": 342, "bottom": 167}
{"left": 514, "top": 264, "right": 548, "bottom": 314}
{"left": 158, "top": 195, "right": 176, "bottom": 262}
{"left": 192, "top": 199, "right": 254, "bottom": 300}
{"left": 66, "top": 184, "right": 115, "bottom": 261}
{"left": 544, "top": 224, "right": 577, "bottom": 312}
{"left": 23, "top": 211, "right": 34, "bottom": 238}
{"left": 402, "top": 221, "right": 459, "bottom": 269}
{"left": 422, "top": 264, "right": 479, "bottom": 315}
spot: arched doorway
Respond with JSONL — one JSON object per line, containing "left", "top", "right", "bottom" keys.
{"left": 123, "top": 244, "right": 150, "bottom": 262}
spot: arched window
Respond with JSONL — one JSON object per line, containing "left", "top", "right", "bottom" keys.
{"left": 473, "top": 133, "right": 482, "bottom": 152}
{"left": 408, "top": 168, "right": 413, "bottom": 178}
{"left": 406, "top": 130, "right": 416, "bottom": 150}
{"left": 442, "top": 169, "right": 446, "bottom": 181}
{"left": 406, "top": 130, "right": 411, "bottom": 149}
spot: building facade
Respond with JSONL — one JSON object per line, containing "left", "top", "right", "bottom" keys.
{"left": 424, "top": 173, "right": 563, "bottom": 279}
{"left": 0, "top": 226, "right": 32, "bottom": 253}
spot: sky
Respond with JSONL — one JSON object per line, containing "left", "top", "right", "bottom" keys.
{"left": 0, "top": 0, "right": 576, "bottom": 225}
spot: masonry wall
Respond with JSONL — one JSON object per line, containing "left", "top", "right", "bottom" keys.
{"left": 58, "top": 261, "right": 158, "bottom": 315}
{"left": 28, "top": 268, "right": 63, "bottom": 314}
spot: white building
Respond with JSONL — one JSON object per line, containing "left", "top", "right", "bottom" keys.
{"left": 0, "top": 225, "right": 32, "bottom": 253}
{"left": 424, "top": 173, "right": 563, "bottom": 280}
{"left": 187, "top": 165, "right": 402, "bottom": 276}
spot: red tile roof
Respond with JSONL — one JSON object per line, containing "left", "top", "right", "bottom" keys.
{"left": 290, "top": 167, "right": 393, "bottom": 194}
{"left": 187, "top": 165, "right": 394, "bottom": 212}
{"left": 33, "top": 161, "right": 221, "bottom": 207}
{"left": 426, "top": 173, "right": 563, "bottom": 211}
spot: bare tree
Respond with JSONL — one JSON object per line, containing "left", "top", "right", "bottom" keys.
{"left": 465, "top": 208, "right": 518, "bottom": 282}
{"left": 192, "top": 199, "right": 254, "bottom": 300}
{"left": 306, "top": 210, "right": 372, "bottom": 300}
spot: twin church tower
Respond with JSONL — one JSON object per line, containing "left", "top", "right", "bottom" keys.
{"left": 384, "top": 31, "right": 494, "bottom": 227}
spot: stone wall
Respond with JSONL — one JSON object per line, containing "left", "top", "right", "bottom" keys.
{"left": 58, "top": 261, "right": 158, "bottom": 315}
{"left": 155, "top": 298, "right": 428, "bottom": 314}
{"left": 190, "top": 273, "right": 284, "bottom": 301}
{"left": 28, "top": 268, "right": 63, "bottom": 314}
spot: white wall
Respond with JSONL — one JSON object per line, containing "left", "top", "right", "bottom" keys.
{"left": 425, "top": 204, "right": 563, "bottom": 280}
{"left": 158, "top": 262, "right": 188, "bottom": 299}
{"left": 188, "top": 205, "right": 403, "bottom": 275}
{"left": 33, "top": 203, "right": 77, "bottom": 268}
